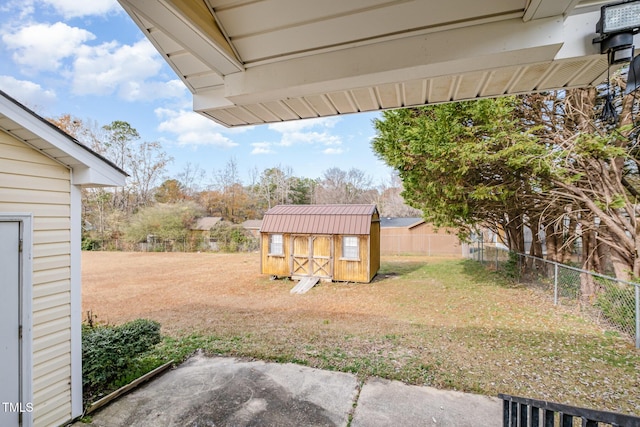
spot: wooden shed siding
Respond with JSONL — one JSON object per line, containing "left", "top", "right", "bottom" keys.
{"left": 0, "top": 133, "right": 73, "bottom": 426}
{"left": 370, "top": 219, "right": 381, "bottom": 281}
{"left": 261, "top": 233, "right": 290, "bottom": 276}
{"left": 332, "top": 235, "right": 369, "bottom": 282}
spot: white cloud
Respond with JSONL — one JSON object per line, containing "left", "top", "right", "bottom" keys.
{"left": 280, "top": 130, "right": 342, "bottom": 147}
{"left": 251, "top": 142, "right": 275, "bottom": 155}
{"left": 268, "top": 116, "right": 343, "bottom": 147}
{"left": 2, "top": 22, "right": 95, "bottom": 72}
{"left": 323, "top": 147, "right": 344, "bottom": 155}
{"left": 155, "top": 108, "right": 239, "bottom": 148}
{"left": 114, "top": 79, "right": 187, "bottom": 102}
{"left": 0, "top": 75, "right": 56, "bottom": 111}
{"left": 1, "top": 1, "right": 34, "bottom": 20}
{"left": 38, "top": 0, "right": 120, "bottom": 19}
{"left": 72, "top": 39, "right": 172, "bottom": 100}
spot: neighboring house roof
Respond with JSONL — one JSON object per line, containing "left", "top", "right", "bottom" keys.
{"left": 191, "top": 217, "right": 223, "bottom": 231}
{"left": 261, "top": 204, "right": 378, "bottom": 235}
{"left": 380, "top": 217, "right": 424, "bottom": 229}
{"left": 242, "top": 219, "right": 263, "bottom": 230}
{"left": 0, "top": 90, "right": 127, "bottom": 187}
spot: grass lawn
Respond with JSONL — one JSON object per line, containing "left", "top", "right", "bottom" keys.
{"left": 82, "top": 252, "right": 640, "bottom": 415}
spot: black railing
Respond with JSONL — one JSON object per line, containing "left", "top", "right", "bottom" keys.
{"left": 499, "top": 394, "right": 640, "bottom": 427}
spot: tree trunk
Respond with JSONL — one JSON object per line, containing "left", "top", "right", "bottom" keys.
{"left": 579, "top": 223, "right": 596, "bottom": 300}
{"left": 610, "top": 248, "right": 632, "bottom": 281}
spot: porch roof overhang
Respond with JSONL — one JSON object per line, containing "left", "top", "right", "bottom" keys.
{"left": 118, "top": 0, "right": 628, "bottom": 127}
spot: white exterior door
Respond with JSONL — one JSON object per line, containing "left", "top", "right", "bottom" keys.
{"left": 0, "top": 221, "right": 20, "bottom": 426}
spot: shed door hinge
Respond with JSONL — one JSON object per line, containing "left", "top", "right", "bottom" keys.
{"left": 19, "top": 239, "right": 23, "bottom": 253}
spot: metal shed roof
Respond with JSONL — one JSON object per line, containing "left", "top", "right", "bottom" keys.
{"left": 261, "top": 204, "right": 378, "bottom": 235}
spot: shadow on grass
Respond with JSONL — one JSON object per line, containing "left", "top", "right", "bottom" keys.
{"left": 377, "top": 257, "right": 432, "bottom": 278}
{"left": 459, "top": 258, "right": 521, "bottom": 288}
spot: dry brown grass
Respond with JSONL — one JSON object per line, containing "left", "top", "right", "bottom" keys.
{"left": 82, "top": 251, "right": 640, "bottom": 415}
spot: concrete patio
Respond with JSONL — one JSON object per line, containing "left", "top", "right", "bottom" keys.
{"left": 79, "top": 352, "right": 502, "bottom": 427}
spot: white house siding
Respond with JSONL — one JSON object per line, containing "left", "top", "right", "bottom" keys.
{"left": 0, "top": 132, "right": 73, "bottom": 426}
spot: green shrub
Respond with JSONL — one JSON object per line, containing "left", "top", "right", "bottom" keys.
{"left": 210, "top": 222, "right": 259, "bottom": 252}
{"left": 82, "top": 319, "right": 162, "bottom": 401}
{"left": 503, "top": 251, "right": 519, "bottom": 280}
{"left": 81, "top": 237, "right": 101, "bottom": 251}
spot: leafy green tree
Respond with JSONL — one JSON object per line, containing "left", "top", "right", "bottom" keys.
{"left": 372, "top": 98, "right": 545, "bottom": 250}
{"left": 372, "top": 82, "right": 640, "bottom": 285}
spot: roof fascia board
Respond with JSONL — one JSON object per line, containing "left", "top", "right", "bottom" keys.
{"left": 118, "top": 0, "right": 243, "bottom": 75}
{"left": 0, "top": 96, "right": 127, "bottom": 187}
{"left": 407, "top": 220, "right": 426, "bottom": 229}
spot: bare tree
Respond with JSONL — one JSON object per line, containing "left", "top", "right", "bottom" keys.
{"left": 376, "top": 172, "right": 422, "bottom": 217}
{"left": 253, "top": 165, "right": 295, "bottom": 209}
{"left": 315, "top": 167, "right": 373, "bottom": 204}
{"left": 177, "top": 162, "right": 206, "bottom": 197}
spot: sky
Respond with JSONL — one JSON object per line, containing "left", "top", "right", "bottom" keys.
{"left": 0, "top": 0, "right": 393, "bottom": 186}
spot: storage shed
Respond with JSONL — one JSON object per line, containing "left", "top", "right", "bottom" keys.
{"left": 0, "top": 90, "right": 127, "bottom": 427}
{"left": 260, "top": 204, "right": 380, "bottom": 283}
{"left": 380, "top": 217, "right": 461, "bottom": 256}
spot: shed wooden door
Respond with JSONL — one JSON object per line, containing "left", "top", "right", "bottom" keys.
{"left": 0, "top": 221, "right": 20, "bottom": 426}
{"left": 291, "top": 235, "right": 311, "bottom": 276}
{"left": 291, "top": 235, "right": 333, "bottom": 279}
{"left": 311, "top": 236, "right": 332, "bottom": 279}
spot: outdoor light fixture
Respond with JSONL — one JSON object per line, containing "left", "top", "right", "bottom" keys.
{"left": 594, "top": 0, "right": 640, "bottom": 65}
{"left": 592, "top": 1, "right": 640, "bottom": 120}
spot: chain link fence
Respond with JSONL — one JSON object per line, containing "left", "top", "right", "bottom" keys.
{"left": 466, "top": 243, "right": 640, "bottom": 349}
{"left": 82, "top": 236, "right": 259, "bottom": 253}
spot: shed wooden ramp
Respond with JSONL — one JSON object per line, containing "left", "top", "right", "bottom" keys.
{"left": 290, "top": 277, "right": 320, "bottom": 294}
